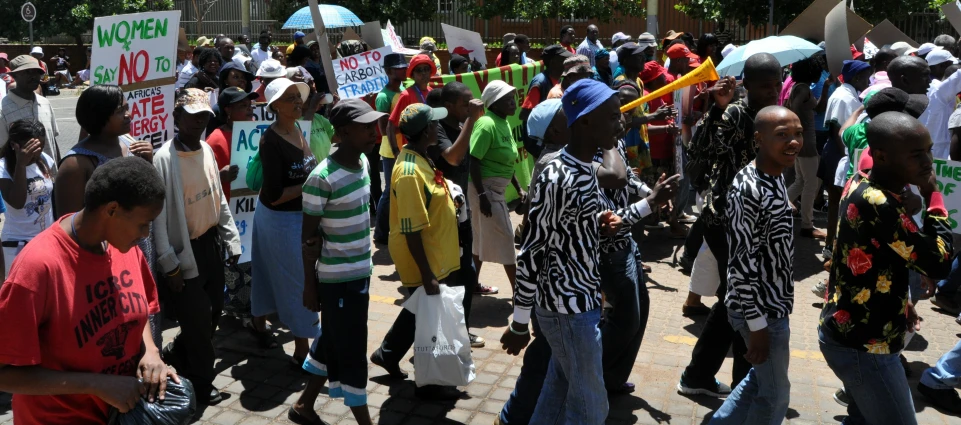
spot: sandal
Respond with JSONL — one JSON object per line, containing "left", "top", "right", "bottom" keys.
{"left": 288, "top": 406, "right": 330, "bottom": 425}
{"left": 475, "top": 284, "right": 499, "bottom": 295}
{"left": 245, "top": 323, "right": 279, "bottom": 349}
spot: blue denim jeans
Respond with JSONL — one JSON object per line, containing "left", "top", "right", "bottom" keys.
{"left": 710, "top": 314, "right": 791, "bottom": 425}
{"left": 921, "top": 338, "right": 961, "bottom": 390}
{"left": 530, "top": 306, "right": 608, "bottom": 425}
{"left": 373, "top": 157, "right": 395, "bottom": 241}
{"left": 498, "top": 318, "right": 551, "bottom": 425}
{"left": 819, "top": 330, "right": 917, "bottom": 425}
{"left": 600, "top": 243, "right": 649, "bottom": 390}
{"left": 937, "top": 255, "right": 961, "bottom": 298}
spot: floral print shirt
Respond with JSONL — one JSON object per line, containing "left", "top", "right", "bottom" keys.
{"left": 819, "top": 173, "right": 953, "bottom": 354}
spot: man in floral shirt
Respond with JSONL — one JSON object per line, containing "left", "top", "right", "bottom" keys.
{"left": 819, "top": 112, "right": 953, "bottom": 424}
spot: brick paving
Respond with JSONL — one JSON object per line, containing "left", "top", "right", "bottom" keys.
{"left": 2, "top": 210, "right": 961, "bottom": 425}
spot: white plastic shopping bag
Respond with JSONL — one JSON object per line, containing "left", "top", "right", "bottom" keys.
{"left": 689, "top": 242, "right": 720, "bottom": 297}
{"left": 404, "top": 284, "right": 476, "bottom": 387}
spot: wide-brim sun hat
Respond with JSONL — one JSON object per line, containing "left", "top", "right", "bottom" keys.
{"left": 256, "top": 59, "right": 286, "bottom": 78}
{"left": 482, "top": 80, "right": 515, "bottom": 109}
{"left": 265, "top": 78, "right": 309, "bottom": 113}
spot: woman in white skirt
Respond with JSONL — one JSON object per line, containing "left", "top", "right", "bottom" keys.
{"left": 468, "top": 80, "right": 526, "bottom": 293}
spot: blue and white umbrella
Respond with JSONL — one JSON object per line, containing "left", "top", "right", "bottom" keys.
{"left": 282, "top": 4, "right": 363, "bottom": 29}
{"left": 716, "top": 36, "right": 822, "bottom": 77}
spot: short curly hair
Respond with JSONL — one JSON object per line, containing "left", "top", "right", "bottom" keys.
{"left": 197, "top": 47, "right": 224, "bottom": 72}
{"left": 84, "top": 157, "right": 165, "bottom": 211}
{"left": 76, "top": 85, "right": 125, "bottom": 136}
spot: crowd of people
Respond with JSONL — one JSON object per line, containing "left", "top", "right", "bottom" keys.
{"left": 0, "top": 22, "right": 960, "bottom": 425}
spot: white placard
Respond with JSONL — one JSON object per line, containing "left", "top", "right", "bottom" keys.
{"left": 384, "top": 20, "right": 421, "bottom": 55}
{"left": 229, "top": 120, "right": 311, "bottom": 192}
{"left": 441, "top": 23, "right": 487, "bottom": 66}
{"left": 231, "top": 195, "right": 256, "bottom": 264}
{"left": 91, "top": 11, "right": 181, "bottom": 85}
{"left": 334, "top": 46, "right": 393, "bottom": 99}
{"left": 126, "top": 84, "right": 175, "bottom": 149}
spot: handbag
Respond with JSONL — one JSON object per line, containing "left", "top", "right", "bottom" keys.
{"left": 245, "top": 151, "right": 263, "bottom": 191}
{"left": 107, "top": 375, "right": 196, "bottom": 425}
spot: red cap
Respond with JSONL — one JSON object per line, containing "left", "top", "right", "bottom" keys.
{"left": 452, "top": 46, "right": 474, "bottom": 56}
{"left": 640, "top": 61, "right": 667, "bottom": 83}
{"left": 850, "top": 45, "right": 864, "bottom": 60}
{"left": 407, "top": 54, "right": 437, "bottom": 78}
{"left": 666, "top": 44, "right": 699, "bottom": 61}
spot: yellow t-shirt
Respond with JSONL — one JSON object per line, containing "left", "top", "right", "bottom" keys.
{"left": 388, "top": 148, "right": 460, "bottom": 286}
{"left": 178, "top": 149, "right": 222, "bottom": 239}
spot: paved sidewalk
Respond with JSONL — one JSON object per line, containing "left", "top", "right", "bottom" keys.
{"left": 2, "top": 211, "right": 961, "bottom": 424}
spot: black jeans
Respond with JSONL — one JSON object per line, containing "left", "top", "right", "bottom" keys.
{"left": 601, "top": 244, "right": 650, "bottom": 390}
{"left": 164, "top": 227, "right": 225, "bottom": 394}
{"left": 682, "top": 214, "right": 706, "bottom": 262}
{"left": 681, "top": 222, "right": 750, "bottom": 389}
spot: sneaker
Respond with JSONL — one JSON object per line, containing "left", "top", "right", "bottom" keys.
{"left": 801, "top": 228, "right": 827, "bottom": 240}
{"left": 369, "top": 350, "right": 409, "bottom": 380}
{"left": 475, "top": 284, "right": 499, "bottom": 295}
{"left": 822, "top": 247, "right": 833, "bottom": 261}
{"left": 833, "top": 388, "right": 851, "bottom": 407}
{"left": 677, "top": 377, "right": 732, "bottom": 398}
{"left": 918, "top": 383, "right": 961, "bottom": 414}
{"left": 469, "top": 333, "right": 486, "bottom": 348}
{"left": 812, "top": 280, "right": 827, "bottom": 299}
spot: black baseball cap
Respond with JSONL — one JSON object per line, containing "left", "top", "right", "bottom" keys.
{"left": 384, "top": 53, "right": 408, "bottom": 69}
{"left": 616, "top": 42, "right": 646, "bottom": 58}
{"left": 218, "top": 87, "right": 258, "bottom": 106}
{"left": 329, "top": 98, "right": 387, "bottom": 128}
{"left": 541, "top": 44, "right": 573, "bottom": 61}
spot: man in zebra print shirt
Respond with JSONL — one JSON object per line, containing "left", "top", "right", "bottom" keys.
{"left": 501, "top": 79, "right": 624, "bottom": 424}
{"left": 710, "top": 106, "right": 800, "bottom": 424}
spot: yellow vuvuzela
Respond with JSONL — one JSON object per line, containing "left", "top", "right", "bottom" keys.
{"left": 619, "top": 57, "right": 720, "bottom": 113}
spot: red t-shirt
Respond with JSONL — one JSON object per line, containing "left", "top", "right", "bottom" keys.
{"left": 388, "top": 85, "right": 431, "bottom": 149}
{"left": 0, "top": 215, "right": 160, "bottom": 425}
{"left": 206, "top": 128, "right": 232, "bottom": 202}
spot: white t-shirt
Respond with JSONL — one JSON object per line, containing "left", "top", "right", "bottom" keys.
{"left": 251, "top": 48, "right": 271, "bottom": 70}
{"left": 0, "top": 153, "right": 55, "bottom": 241}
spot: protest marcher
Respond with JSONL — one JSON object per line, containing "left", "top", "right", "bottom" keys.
{"left": 696, "top": 33, "right": 721, "bottom": 66}
{"left": 677, "top": 54, "right": 783, "bottom": 398}
{"left": 861, "top": 48, "right": 898, "bottom": 99}
{"left": 496, "top": 34, "right": 534, "bottom": 66}
{"left": 469, "top": 80, "right": 524, "bottom": 294}
{"left": 918, "top": 339, "right": 961, "bottom": 413}
{"left": 272, "top": 50, "right": 287, "bottom": 66}
{"left": 785, "top": 57, "right": 827, "bottom": 240}
{"left": 291, "top": 99, "right": 384, "bottom": 425}
{"left": 426, "top": 82, "right": 488, "bottom": 345}
{"left": 449, "top": 54, "right": 471, "bottom": 74}
{"left": 377, "top": 54, "right": 435, "bottom": 244}
{"left": 251, "top": 30, "right": 272, "bottom": 70}
{"left": 373, "top": 53, "right": 409, "bottom": 244}
{"left": 0, "top": 120, "right": 54, "bottom": 275}
{"left": 176, "top": 46, "right": 203, "bottom": 90}
{"left": 55, "top": 85, "right": 153, "bottom": 217}
{"left": 576, "top": 24, "right": 604, "bottom": 67}
{"left": 919, "top": 49, "right": 961, "bottom": 159}
{"left": 251, "top": 78, "right": 320, "bottom": 368}
{"left": 559, "top": 25, "right": 577, "bottom": 54}
{"left": 370, "top": 103, "right": 465, "bottom": 401}
{"left": 548, "top": 55, "right": 593, "bottom": 99}
{"left": 286, "top": 46, "right": 320, "bottom": 93}
{"left": 499, "top": 43, "right": 523, "bottom": 67}
{"left": 819, "top": 112, "right": 953, "bottom": 425}
{"left": 186, "top": 48, "right": 224, "bottom": 91}
{"left": 0, "top": 157, "right": 175, "bottom": 425}
{"left": 709, "top": 106, "right": 799, "bottom": 424}
{"left": 152, "top": 88, "right": 241, "bottom": 406}
{"left": 593, "top": 49, "right": 614, "bottom": 87}
{"left": 287, "top": 31, "right": 306, "bottom": 55}
{"left": 304, "top": 92, "right": 335, "bottom": 163}
{"left": 419, "top": 37, "right": 444, "bottom": 76}
{"left": 206, "top": 87, "right": 255, "bottom": 202}
{"left": 609, "top": 32, "right": 632, "bottom": 69}
{"left": 254, "top": 58, "right": 285, "bottom": 102}
{"left": 0, "top": 55, "right": 60, "bottom": 168}
{"left": 519, "top": 45, "right": 571, "bottom": 157}
{"left": 219, "top": 61, "right": 254, "bottom": 92}
{"left": 934, "top": 34, "right": 958, "bottom": 56}
{"left": 501, "top": 79, "right": 624, "bottom": 424}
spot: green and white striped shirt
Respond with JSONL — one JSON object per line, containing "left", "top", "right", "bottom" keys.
{"left": 302, "top": 154, "right": 372, "bottom": 283}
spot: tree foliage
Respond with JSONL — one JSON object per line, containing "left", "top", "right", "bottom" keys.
{"left": 461, "top": 0, "right": 645, "bottom": 24}
{"left": 267, "top": 0, "right": 436, "bottom": 28}
{"left": 0, "top": 0, "right": 173, "bottom": 45}
{"left": 674, "top": 0, "right": 940, "bottom": 30}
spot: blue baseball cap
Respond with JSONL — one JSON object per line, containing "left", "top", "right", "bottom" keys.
{"left": 561, "top": 79, "right": 618, "bottom": 128}
{"left": 294, "top": 31, "right": 306, "bottom": 39}
{"left": 527, "top": 99, "right": 563, "bottom": 141}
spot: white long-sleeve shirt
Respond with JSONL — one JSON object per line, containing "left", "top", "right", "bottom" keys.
{"left": 920, "top": 70, "right": 961, "bottom": 159}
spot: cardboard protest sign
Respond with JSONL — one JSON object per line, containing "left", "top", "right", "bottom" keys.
{"left": 231, "top": 195, "right": 257, "bottom": 263}
{"left": 126, "top": 84, "right": 175, "bottom": 147}
{"left": 334, "top": 46, "right": 393, "bottom": 99}
{"left": 441, "top": 23, "right": 488, "bottom": 66}
{"left": 342, "top": 27, "right": 361, "bottom": 41}
{"left": 429, "top": 62, "right": 543, "bottom": 202}
{"left": 91, "top": 11, "right": 180, "bottom": 86}
{"left": 859, "top": 20, "right": 917, "bottom": 50}
{"left": 825, "top": 0, "right": 851, "bottom": 78}
{"left": 943, "top": 1, "right": 961, "bottom": 35}
{"left": 780, "top": 0, "right": 871, "bottom": 43}
{"left": 362, "top": 21, "right": 385, "bottom": 49}
{"left": 384, "top": 20, "right": 421, "bottom": 55}
{"left": 229, "top": 120, "right": 311, "bottom": 194}
{"left": 934, "top": 157, "right": 961, "bottom": 234}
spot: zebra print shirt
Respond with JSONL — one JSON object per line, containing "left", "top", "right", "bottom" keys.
{"left": 724, "top": 162, "right": 795, "bottom": 331}
{"left": 595, "top": 141, "right": 653, "bottom": 254}
{"left": 513, "top": 149, "right": 603, "bottom": 324}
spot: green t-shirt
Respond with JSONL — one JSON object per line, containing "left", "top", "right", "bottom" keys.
{"left": 469, "top": 111, "right": 518, "bottom": 180}
{"left": 843, "top": 122, "right": 867, "bottom": 181}
{"left": 310, "top": 114, "right": 335, "bottom": 163}
{"left": 377, "top": 85, "right": 404, "bottom": 159}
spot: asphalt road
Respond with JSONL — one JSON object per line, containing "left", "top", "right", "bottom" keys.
{"left": 47, "top": 90, "right": 83, "bottom": 157}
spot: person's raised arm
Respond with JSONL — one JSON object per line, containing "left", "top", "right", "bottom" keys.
{"left": 0, "top": 139, "right": 42, "bottom": 209}
{"left": 440, "top": 99, "right": 484, "bottom": 166}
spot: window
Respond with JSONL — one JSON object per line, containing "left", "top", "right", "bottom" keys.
{"left": 437, "top": 0, "right": 455, "bottom": 13}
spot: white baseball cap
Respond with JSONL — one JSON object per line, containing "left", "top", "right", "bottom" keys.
{"left": 721, "top": 44, "right": 738, "bottom": 58}
{"left": 30, "top": 46, "right": 43, "bottom": 58}
{"left": 926, "top": 48, "right": 957, "bottom": 66}
{"left": 265, "top": 78, "right": 309, "bottom": 113}
{"left": 612, "top": 32, "right": 631, "bottom": 45}
{"left": 890, "top": 41, "right": 914, "bottom": 56}
{"left": 256, "top": 59, "right": 285, "bottom": 78}
{"left": 917, "top": 42, "right": 940, "bottom": 57}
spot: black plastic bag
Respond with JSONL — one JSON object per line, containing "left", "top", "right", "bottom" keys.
{"left": 107, "top": 375, "right": 196, "bottom": 425}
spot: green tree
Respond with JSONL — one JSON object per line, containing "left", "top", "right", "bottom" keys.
{"left": 674, "top": 0, "right": 936, "bottom": 30}
{"left": 0, "top": 0, "right": 173, "bottom": 46}
{"left": 267, "top": 0, "right": 436, "bottom": 29}
{"left": 462, "top": 0, "right": 645, "bottom": 25}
